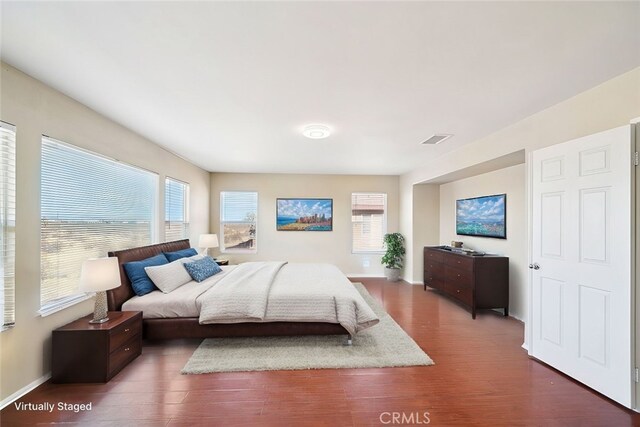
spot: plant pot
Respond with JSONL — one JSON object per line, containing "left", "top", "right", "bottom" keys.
{"left": 384, "top": 267, "right": 401, "bottom": 282}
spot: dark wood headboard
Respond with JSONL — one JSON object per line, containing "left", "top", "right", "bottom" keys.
{"left": 107, "top": 239, "right": 191, "bottom": 311}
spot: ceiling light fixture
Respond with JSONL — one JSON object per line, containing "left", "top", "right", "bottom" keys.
{"left": 303, "top": 124, "right": 331, "bottom": 139}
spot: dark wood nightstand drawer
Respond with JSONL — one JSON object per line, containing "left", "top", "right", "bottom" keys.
{"left": 110, "top": 318, "right": 142, "bottom": 352}
{"left": 109, "top": 336, "right": 141, "bottom": 377}
{"left": 52, "top": 311, "right": 142, "bottom": 383}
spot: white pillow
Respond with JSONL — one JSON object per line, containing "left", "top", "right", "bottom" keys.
{"left": 145, "top": 259, "right": 193, "bottom": 293}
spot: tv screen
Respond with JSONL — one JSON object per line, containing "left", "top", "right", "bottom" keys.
{"left": 456, "top": 194, "right": 506, "bottom": 239}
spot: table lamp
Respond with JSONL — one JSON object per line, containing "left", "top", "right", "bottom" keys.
{"left": 198, "top": 234, "right": 219, "bottom": 257}
{"left": 79, "top": 257, "right": 121, "bottom": 324}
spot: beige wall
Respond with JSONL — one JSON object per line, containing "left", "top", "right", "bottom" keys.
{"left": 439, "top": 165, "right": 527, "bottom": 320}
{"left": 209, "top": 173, "right": 399, "bottom": 276}
{"left": 411, "top": 184, "right": 440, "bottom": 283}
{"left": 401, "top": 67, "right": 640, "bottom": 284}
{"left": 0, "top": 63, "right": 210, "bottom": 403}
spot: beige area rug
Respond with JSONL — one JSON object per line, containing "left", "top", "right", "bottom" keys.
{"left": 182, "top": 283, "right": 434, "bottom": 374}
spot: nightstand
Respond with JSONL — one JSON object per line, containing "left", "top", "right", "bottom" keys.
{"left": 216, "top": 259, "right": 229, "bottom": 266}
{"left": 52, "top": 311, "right": 142, "bottom": 383}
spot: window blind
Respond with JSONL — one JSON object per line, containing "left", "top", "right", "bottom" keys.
{"left": 352, "top": 193, "right": 387, "bottom": 253}
{"left": 165, "top": 177, "right": 189, "bottom": 242}
{"left": 40, "top": 137, "right": 158, "bottom": 311}
{"left": 220, "top": 191, "right": 257, "bottom": 252}
{"left": 1, "top": 122, "right": 16, "bottom": 329}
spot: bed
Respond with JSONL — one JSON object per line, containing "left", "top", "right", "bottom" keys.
{"left": 107, "top": 239, "right": 377, "bottom": 341}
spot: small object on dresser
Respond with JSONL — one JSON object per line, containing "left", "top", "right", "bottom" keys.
{"left": 52, "top": 311, "right": 142, "bottom": 383}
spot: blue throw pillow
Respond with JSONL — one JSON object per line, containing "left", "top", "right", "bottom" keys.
{"left": 164, "top": 248, "right": 198, "bottom": 262}
{"left": 124, "top": 254, "right": 169, "bottom": 296}
{"left": 183, "top": 256, "right": 222, "bottom": 282}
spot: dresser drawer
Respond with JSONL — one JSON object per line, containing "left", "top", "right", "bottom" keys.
{"left": 445, "top": 266, "right": 473, "bottom": 288}
{"left": 424, "top": 261, "right": 444, "bottom": 278}
{"left": 445, "top": 255, "right": 473, "bottom": 271}
{"left": 448, "top": 283, "right": 473, "bottom": 305}
{"left": 109, "top": 317, "right": 142, "bottom": 352}
{"left": 424, "top": 250, "right": 444, "bottom": 263}
{"left": 109, "top": 336, "right": 141, "bottom": 377}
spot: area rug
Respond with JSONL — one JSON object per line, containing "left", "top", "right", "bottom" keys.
{"left": 181, "top": 283, "right": 434, "bottom": 374}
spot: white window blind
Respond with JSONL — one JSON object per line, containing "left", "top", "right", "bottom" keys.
{"left": 165, "top": 177, "right": 189, "bottom": 242}
{"left": 1, "top": 122, "right": 16, "bottom": 329}
{"left": 41, "top": 137, "right": 158, "bottom": 312}
{"left": 220, "top": 191, "right": 257, "bottom": 253}
{"left": 352, "top": 193, "right": 387, "bottom": 253}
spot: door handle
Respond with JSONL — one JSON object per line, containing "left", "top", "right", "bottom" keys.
{"left": 529, "top": 263, "right": 541, "bottom": 270}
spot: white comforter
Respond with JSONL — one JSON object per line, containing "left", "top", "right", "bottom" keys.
{"left": 123, "top": 262, "right": 380, "bottom": 335}
{"left": 198, "top": 262, "right": 379, "bottom": 335}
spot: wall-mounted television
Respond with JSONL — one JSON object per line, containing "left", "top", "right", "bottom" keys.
{"left": 456, "top": 194, "right": 506, "bottom": 239}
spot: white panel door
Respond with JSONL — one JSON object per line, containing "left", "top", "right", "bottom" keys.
{"left": 531, "top": 125, "right": 633, "bottom": 408}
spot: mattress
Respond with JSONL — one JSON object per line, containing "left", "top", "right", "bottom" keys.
{"left": 122, "top": 265, "right": 236, "bottom": 318}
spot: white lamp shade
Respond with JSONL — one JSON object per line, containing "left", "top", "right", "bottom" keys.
{"left": 79, "top": 257, "right": 121, "bottom": 292}
{"left": 199, "top": 234, "right": 219, "bottom": 248}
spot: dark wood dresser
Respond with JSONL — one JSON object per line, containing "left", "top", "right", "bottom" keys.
{"left": 52, "top": 311, "right": 142, "bottom": 383}
{"left": 424, "top": 246, "right": 509, "bottom": 318}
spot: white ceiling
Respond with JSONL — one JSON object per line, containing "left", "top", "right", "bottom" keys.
{"left": 2, "top": 1, "right": 639, "bottom": 175}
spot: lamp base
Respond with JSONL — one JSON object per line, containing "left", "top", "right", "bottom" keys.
{"left": 89, "top": 291, "right": 110, "bottom": 324}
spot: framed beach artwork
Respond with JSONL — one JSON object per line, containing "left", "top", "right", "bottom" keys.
{"left": 456, "top": 194, "right": 506, "bottom": 239}
{"left": 276, "top": 198, "right": 333, "bottom": 231}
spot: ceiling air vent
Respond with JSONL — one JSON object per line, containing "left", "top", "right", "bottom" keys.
{"left": 421, "top": 134, "right": 453, "bottom": 145}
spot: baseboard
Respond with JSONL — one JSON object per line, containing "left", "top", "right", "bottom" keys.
{"left": 0, "top": 373, "right": 51, "bottom": 410}
{"left": 521, "top": 342, "right": 529, "bottom": 352}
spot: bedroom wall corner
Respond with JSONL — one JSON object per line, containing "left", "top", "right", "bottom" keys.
{"left": 0, "top": 62, "right": 211, "bottom": 404}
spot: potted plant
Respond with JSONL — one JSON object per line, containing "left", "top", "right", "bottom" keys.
{"left": 381, "top": 232, "right": 405, "bottom": 282}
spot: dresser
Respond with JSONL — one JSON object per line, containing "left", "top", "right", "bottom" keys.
{"left": 424, "top": 246, "right": 509, "bottom": 318}
{"left": 52, "top": 311, "right": 142, "bottom": 383}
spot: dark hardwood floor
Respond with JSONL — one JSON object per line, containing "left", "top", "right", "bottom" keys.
{"left": 2, "top": 278, "right": 639, "bottom": 426}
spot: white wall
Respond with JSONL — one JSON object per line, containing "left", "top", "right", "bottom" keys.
{"left": 209, "top": 173, "right": 399, "bottom": 276}
{"left": 439, "top": 165, "right": 527, "bottom": 320}
{"left": 0, "top": 63, "right": 210, "bottom": 403}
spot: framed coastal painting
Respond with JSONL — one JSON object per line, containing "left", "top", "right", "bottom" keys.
{"left": 456, "top": 194, "right": 506, "bottom": 239}
{"left": 276, "top": 198, "right": 333, "bottom": 231}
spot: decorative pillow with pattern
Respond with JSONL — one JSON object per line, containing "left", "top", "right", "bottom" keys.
{"left": 183, "top": 256, "right": 222, "bottom": 282}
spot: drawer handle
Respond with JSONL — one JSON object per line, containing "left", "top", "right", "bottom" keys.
{"left": 457, "top": 274, "right": 461, "bottom": 277}
{"left": 456, "top": 290, "right": 461, "bottom": 293}
{"left": 124, "top": 328, "right": 130, "bottom": 332}
{"left": 124, "top": 347, "right": 130, "bottom": 352}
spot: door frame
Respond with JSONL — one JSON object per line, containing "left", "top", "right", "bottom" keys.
{"left": 525, "top": 122, "right": 638, "bottom": 410}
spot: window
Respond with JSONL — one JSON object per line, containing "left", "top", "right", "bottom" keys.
{"left": 165, "top": 177, "right": 189, "bottom": 241}
{"left": 40, "top": 137, "right": 158, "bottom": 314}
{"left": 1, "top": 122, "right": 16, "bottom": 330}
{"left": 352, "top": 193, "right": 387, "bottom": 253}
{"left": 220, "top": 191, "right": 257, "bottom": 253}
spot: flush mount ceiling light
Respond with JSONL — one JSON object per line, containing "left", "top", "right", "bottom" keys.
{"left": 302, "top": 124, "right": 331, "bottom": 139}
{"left": 421, "top": 134, "right": 454, "bottom": 145}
